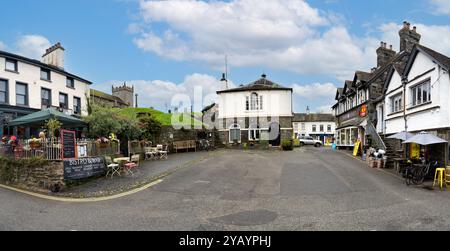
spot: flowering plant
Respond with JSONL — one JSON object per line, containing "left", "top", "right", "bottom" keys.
{"left": 1, "top": 136, "right": 8, "bottom": 144}
{"left": 97, "top": 137, "right": 110, "bottom": 143}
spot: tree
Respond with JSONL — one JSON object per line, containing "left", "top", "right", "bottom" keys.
{"left": 140, "top": 115, "right": 162, "bottom": 143}
{"left": 83, "top": 105, "right": 121, "bottom": 138}
{"left": 45, "top": 118, "right": 62, "bottom": 139}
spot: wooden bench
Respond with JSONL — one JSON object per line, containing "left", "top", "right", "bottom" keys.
{"left": 173, "top": 140, "right": 196, "bottom": 153}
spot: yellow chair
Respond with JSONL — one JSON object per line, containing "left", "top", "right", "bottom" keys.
{"left": 445, "top": 167, "right": 450, "bottom": 189}
{"left": 434, "top": 168, "right": 446, "bottom": 190}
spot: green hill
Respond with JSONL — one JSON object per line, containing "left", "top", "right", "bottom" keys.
{"left": 118, "top": 108, "right": 204, "bottom": 127}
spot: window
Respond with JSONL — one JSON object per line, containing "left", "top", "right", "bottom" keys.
{"left": 59, "top": 93, "right": 68, "bottom": 109}
{"left": 245, "top": 96, "right": 249, "bottom": 111}
{"left": 16, "top": 82, "right": 28, "bottom": 106}
{"left": 249, "top": 124, "right": 260, "bottom": 141}
{"left": 301, "top": 123, "right": 306, "bottom": 131}
{"left": 0, "top": 79, "right": 8, "bottom": 104}
{"left": 312, "top": 125, "right": 317, "bottom": 132}
{"left": 259, "top": 95, "right": 263, "bottom": 110}
{"left": 41, "top": 88, "right": 52, "bottom": 107}
{"left": 320, "top": 125, "right": 324, "bottom": 132}
{"left": 73, "top": 97, "right": 81, "bottom": 115}
{"left": 5, "top": 59, "right": 18, "bottom": 72}
{"left": 411, "top": 80, "right": 431, "bottom": 106}
{"left": 40, "top": 68, "right": 51, "bottom": 81}
{"left": 66, "top": 77, "right": 75, "bottom": 88}
{"left": 390, "top": 93, "right": 403, "bottom": 113}
{"left": 250, "top": 93, "right": 258, "bottom": 110}
{"left": 229, "top": 124, "right": 241, "bottom": 143}
{"left": 327, "top": 125, "right": 332, "bottom": 132}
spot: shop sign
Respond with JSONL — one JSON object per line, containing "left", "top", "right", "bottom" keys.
{"left": 359, "top": 105, "right": 367, "bottom": 118}
{"left": 64, "top": 157, "right": 105, "bottom": 180}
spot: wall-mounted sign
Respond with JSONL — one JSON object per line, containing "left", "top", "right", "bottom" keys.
{"left": 359, "top": 104, "right": 368, "bottom": 118}
{"left": 61, "top": 130, "right": 77, "bottom": 160}
{"left": 64, "top": 157, "right": 105, "bottom": 180}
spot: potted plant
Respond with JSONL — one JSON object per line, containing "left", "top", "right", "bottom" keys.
{"left": 29, "top": 137, "right": 42, "bottom": 149}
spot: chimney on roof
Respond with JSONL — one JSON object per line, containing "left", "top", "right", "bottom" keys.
{"left": 261, "top": 73, "right": 267, "bottom": 79}
{"left": 376, "top": 41, "right": 396, "bottom": 67}
{"left": 42, "top": 42, "right": 65, "bottom": 69}
{"left": 399, "top": 21, "right": 421, "bottom": 53}
{"left": 306, "top": 106, "right": 310, "bottom": 115}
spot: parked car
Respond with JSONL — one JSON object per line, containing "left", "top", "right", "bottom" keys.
{"left": 298, "top": 136, "right": 323, "bottom": 147}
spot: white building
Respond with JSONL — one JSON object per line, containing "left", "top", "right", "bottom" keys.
{"left": 293, "top": 112, "right": 336, "bottom": 145}
{"left": 216, "top": 74, "right": 293, "bottom": 146}
{"left": 0, "top": 43, "right": 92, "bottom": 138}
{"left": 382, "top": 44, "right": 450, "bottom": 137}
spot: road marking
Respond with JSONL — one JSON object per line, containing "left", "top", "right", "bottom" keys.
{"left": 0, "top": 179, "right": 163, "bottom": 203}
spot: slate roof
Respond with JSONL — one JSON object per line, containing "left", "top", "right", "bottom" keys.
{"left": 201, "top": 103, "right": 217, "bottom": 113}
{"left": 415, "top": 44, "right": 450, "bottom": 70}
{"left": 217, "top": 75, "right": 292, "bottom": 94}
{"left": 0, "top": 50, "right": 92, "bottom": 85}
{"left": 293, "top": 113, "right": 335, "bottom": 122}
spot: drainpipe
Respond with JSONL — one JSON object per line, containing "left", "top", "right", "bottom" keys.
{"left": 402, "top": 76, "right": 408, "bottom": 133}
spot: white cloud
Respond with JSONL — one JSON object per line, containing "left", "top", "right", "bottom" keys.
{"left": 316, "top": 105, "right": 333, "bottom": 114}
{"left": 98, "top": 73, "right": 231, "bottom": 111}
{"left": 429, "top": 0, "right": 450, "bottom": 15}
{"left": 15, "top": 35, "right": 51, "bottom": 59}
{"left": 380, "top": 22, "right": 450, "bottom": 57}
{"left": 132, "top": 0, "right": 379, "bottom": 81}
{"left": 293, "top": 82, "right": 337, "bottom": 99}
{"left": 0, "top": 41, "right": 5, "bottom": 50}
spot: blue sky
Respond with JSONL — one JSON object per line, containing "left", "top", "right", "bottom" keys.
{"left": 2, "top": 0, "right": 450, "bottom": 113}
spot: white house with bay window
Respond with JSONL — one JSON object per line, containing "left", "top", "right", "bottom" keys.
{"left": 0, "top": 43, "right": 92, "bottom": 138}
{"left": 381, "top": 44, "right": 450, "bottom": 137}
{"left": 216, "top": 74, "right": 293, "bottom": 146}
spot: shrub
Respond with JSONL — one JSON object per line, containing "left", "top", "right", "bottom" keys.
{"left": 281, "top": 139, "right": 294, "bottom": 151}
{"left": 242, "top": 143, "right": 248, "bottom": 150}
{"left": 260, "top": 140, "right": 269, "bottom": 150}
{"left": 293, "top": 139, "right": 301, "bottom": 147}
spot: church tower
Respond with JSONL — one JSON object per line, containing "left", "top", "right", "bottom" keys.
{"left": 112, "top": 83, "right": 134, "bottom": 107}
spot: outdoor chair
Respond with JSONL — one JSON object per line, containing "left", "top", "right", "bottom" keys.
{"left": 145, "top": 147, "right": 157, "bottom": 160}
{"left": 159, "top": 145, "right": 169, "bottom": 160}
{"left": 104, "top": 156, "right": 120, "bottom": 178}
{"left": 124, "top": 154, "right": 140, "bottom": 176}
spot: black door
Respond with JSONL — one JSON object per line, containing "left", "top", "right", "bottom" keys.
{"left": 269, "top": 122, "right": 281, "bottom": 146}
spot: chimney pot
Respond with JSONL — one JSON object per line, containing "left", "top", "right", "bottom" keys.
{"left": 413, "top": 26, "right": 417, "bottom": 32}
{"left": 390, "top": 44, "right": 393, "bottom": 50}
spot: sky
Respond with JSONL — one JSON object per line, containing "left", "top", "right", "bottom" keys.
{"left": 2, "top": 0, "right": 450, "bottom": 113}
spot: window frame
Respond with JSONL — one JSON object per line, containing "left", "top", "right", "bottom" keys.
{"left": 66, "top": 77, "right": 75, "bottom": 88}
{"left": 327, "top": 125, "right": 332, "bottom": 132}
{"left": 0, "top": 79, "right": 9, "bottom": 104}
{"left": 41, "top": 87, "right": 52, "bottom": 108}
{"left": 390, "top": 93, "right": 403, "bottom": 114}
{"left": 229, "top": 124, "right": 241, "bottom": 143}
{"left": 411, "top": 79, "right": 431, "bottom": 107}
{"left": 59, "top": 92, "right": 68, "bottom": 110}
{"left": 15, "top": 82, "right": 28, "bottom": 106}
{"left": 40, "top": 68, "right": 51, "bottom": 81}
{"left": 312, "top": 124, "right": 317, "bottom": 133}
{"left": 73, "top": 96, "right": 81, "bottom": 115}
{"left": 248, "top": 124, "right": 261, "bottom": 141}
{"left": 5, "top": 59, "right": 18, "bottom": 72}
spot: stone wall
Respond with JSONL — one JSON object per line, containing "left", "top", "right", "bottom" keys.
{"left": 0, "top": 158, "right": 64, "bottom": 192}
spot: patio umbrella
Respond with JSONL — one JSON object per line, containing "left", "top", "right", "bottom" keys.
{"left": 387, "top": 131, "right": 415, "bottom": 141}
{"left": 403, "top": 131, "right": 447, "bottom": 145}
{"left": 8, "top": 108, "right": 86, "bottom": 128}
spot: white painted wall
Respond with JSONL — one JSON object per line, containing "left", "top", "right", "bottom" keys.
{"left": 294, "top": 121, "right": 336, "bottom": 136}
{"left": 0, "top": 56, "right": 90, "bottom": 116}
{"left": 384, "top": 51, "right": 450, "bottom": 134}
{"left": 218, "top": 90, "right": 292, "bottom": 118}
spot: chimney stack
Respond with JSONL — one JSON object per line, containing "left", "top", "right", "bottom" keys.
{"left": 376, "top": 41, "right": 396, "bottom": 67}
{"left": 42, "top": 42, "right": 65, "bottom": 69}
{"left": 399, "top": 21, "right": 421, "bottom": 53}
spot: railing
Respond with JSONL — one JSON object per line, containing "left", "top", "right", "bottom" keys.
{"left": 0, "top": 138, "right": 120, "bottom": 161}
{"left": 366, "top": 120, "right": 386, "bottom": 151}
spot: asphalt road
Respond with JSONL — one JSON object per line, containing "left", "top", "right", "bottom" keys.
{"left": 2, "top": 147, "right": 450, "bottom": 231}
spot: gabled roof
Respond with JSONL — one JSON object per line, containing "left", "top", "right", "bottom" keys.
{"left": 343, "top": 80, "right": 355, "bottom": 94}
{"left": 355, "top": 71, "right": 372, "bottom": 82}
{"left": 335, "top": 88, "right": 344, "bottom": 100}
{"left": 293, "top": 113, "right": 335, "bottom": 122}
{"left": 404, "top": 44, "right": 450, "bottom": 77}
{"left": 201, "top": 103, "right": 217, "bottom": 113}
{"left": 0, "top": 50, "right": 92, "bottom": 85}
{"left": 90, "top": 89, "right": 128, "bottom": 106}
{"left": 217, "top": 75, "right": 292, "bottom": 94}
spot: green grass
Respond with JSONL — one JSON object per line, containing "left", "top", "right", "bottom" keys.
{"left": 118, "top": 108, "right": 203, "bottom": 127}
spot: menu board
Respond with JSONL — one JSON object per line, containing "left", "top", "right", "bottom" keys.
{"left": 61, "top": 130, "right": 77, "bottom": 160}
{"left": 64, "top": 157, "right": 105, "bottom": 180}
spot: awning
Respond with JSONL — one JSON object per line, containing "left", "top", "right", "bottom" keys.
{"left": 8, "top": 108, "right": 86, "bottom": 128}
{"left": 403, "top": 131, "right": 447, "bottom": 145}
{"left": 387, "top": 131, "right": 415, "bottom": 141}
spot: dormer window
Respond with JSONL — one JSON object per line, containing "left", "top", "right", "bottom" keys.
{"left": 246, "top": 92, "right": 263, "bottom": 111}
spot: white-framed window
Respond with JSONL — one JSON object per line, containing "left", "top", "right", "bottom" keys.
{"left": 301, "top": 123, "right": 306, "bottom": 131}
{"left": 320, "top": 125, "right": 324, "bottom": 132}
{"left": 246, "top": 92, "right": 263, "bottom": 111}
{"left": 327, "top": 125, "right": 332, "bottom": 132}
{"left": 229, "top": 124, "right": 241, "bottom": 143}
{"left": 312, "top": 125, "right": 317, "bottom": 132}
{"left": 390, "top": 93, "right": 403, "bottom": 113}
{"left": 411, "top": 80, "right": 431, "bottom": 107}
{"left": 248, "top": 124, "right": 260, "bottom": 141}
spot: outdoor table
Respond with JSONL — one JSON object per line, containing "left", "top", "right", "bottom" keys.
{"left": 113, "top": 157, "right": 131, "bottom": 175}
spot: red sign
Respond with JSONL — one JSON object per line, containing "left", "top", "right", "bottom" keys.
{"left": 359, "top": 104, "right": 367, "bottom": 117}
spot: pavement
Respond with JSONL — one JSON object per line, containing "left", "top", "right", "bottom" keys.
{"left": 2, "top": 147, "right": 450, "bottom": 230}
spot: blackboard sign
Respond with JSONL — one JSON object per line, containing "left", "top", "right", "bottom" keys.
{"left": 64, "top": 157, "right": 106, "bottom": 180}
{"left": 61, "top": 130, "right": 77, "bottom": 160}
